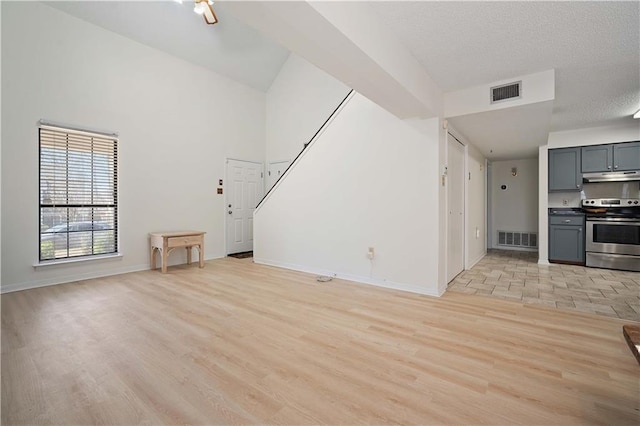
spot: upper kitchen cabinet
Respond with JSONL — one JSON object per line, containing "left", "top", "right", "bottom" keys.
{"left": 581, "top": 144, "right": 613, "bottom": 172}
{"left": 613, "top": 141, "right": 640, "bottom": 171}
{"left": 581, "top": 141, "right": 640, "bottom": 172}
{"left": 549, "top": 147, "right": 581, "bottom": 192}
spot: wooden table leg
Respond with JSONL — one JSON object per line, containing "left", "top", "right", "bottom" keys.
{"left": 186, "top": 246, "right": 192, "bottom": 265}
{"left": 151, "top": 246, "right": 156, "bottom": 270}
{"left": 199, "top": 243, "right": 204, "bottom": 268}
{"left": 161, "top": 241, "right": 168, "bottom": 274}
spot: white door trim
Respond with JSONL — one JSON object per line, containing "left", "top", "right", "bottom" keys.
{"left": 446, "top": 132, "right": 466, "bottom": 283}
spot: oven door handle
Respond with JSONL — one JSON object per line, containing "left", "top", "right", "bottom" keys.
{"left": 587, "top": 220, "right": 640, "bottom": 225}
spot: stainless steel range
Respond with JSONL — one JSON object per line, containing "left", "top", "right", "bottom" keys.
{"left": 582, "top": 198, "right": 640, "bottom": 272}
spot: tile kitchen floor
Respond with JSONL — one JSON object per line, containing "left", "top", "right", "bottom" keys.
{"left": 448, "top": 249, "right": 640, "bottom": 322}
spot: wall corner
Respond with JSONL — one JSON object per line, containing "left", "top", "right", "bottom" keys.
{"left": 538, "top": 145, "right": 549, "bottom": 263}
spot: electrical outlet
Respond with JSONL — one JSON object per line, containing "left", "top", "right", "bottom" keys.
{"left": 476, "top": 227, "right": 480, "bottom": 239}
{"left": 562, "top": 199, "right": 568, "bottom": 206}
{"left": 367, "top": 247, "right": 375, "bottom": 260}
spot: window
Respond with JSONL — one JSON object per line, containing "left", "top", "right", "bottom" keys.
{"left": 39, "top": 124, "right": 118, "bottom": 261}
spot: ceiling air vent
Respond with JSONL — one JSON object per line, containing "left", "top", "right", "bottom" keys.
{"left": 491, "top": 81, "right": 521, "bottom": 104}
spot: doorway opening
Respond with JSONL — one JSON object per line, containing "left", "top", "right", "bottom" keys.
{"left": 225, "top": 158, "right": 264, "bottom": 255}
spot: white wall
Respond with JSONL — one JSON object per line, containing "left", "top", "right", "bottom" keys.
{"left": 538, "top": 145, "right": 549, "bottom": 263}
{"left": 224, "top": 1, "right": 442, "bottom": 119}
{"left": 0, "top": 2, "right": 3, "bottom": 286}
{"left": 1, "top": 2, "right": 265, "bottom": 292}
{"left": 308, "top": 1, "right": 443, "bottom": 117}
{"left": 254, "top": 93, "right": 442, "bottom": 296}
{"left": 491, "top": 158, "right": 538, "bottom": 249}
{"left": 266, "top": 53, "right": 349, "bottom": 165}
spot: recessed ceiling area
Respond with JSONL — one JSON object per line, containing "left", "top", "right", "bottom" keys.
{"left": 449, "top": 101, "right": 554, "bottom": 160}
{"left": 45, "top": 1, "right": 291, "bottom": 92}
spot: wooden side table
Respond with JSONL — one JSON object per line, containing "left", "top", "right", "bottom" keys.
{"left": 149, "top": 231, "right": 205, "bottom": 273}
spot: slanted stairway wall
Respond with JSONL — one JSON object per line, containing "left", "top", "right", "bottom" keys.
{"left": 266, "top": 54, "right": 350, "bottom": 168}
{"left": 254, "top": 93, "right": 442, "bottom": 296}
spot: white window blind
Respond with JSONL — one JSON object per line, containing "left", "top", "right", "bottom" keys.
{"left": 39, "top": 125, "right": 118, "bottom": 261}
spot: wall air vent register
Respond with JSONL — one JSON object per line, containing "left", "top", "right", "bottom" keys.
{"left": 497, "top": 231, "right": 537, "bottom": 248}
{"left": 491, "top": 81, "right": 522, "bottom": 104}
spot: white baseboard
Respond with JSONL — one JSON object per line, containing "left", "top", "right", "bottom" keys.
{"left": 1, "top": 255, "right": 224, "bottom": 294}
{"left": 253, "top": 257, "right": 442, "bottom": 298}
{"left": 437, "top": 281, "right": 447, "bottom": 297}
{"left": 492, "top": 245, "right": 538, "bottom": 252}
{"left": 1, "top": 264, "right": 150, "bottom": 294}
{"left": 466, "top": 251, "right": 486, "bottom": 270}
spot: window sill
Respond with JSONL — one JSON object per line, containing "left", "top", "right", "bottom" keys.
{"left": 33, "top": 253, "right": 123, "bottom": 269}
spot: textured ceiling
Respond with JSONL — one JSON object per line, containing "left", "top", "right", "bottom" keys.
{"left": 371, "top": 1, "right": 640, "bottom": 132}
{"left": 45, "top": 1, "right": 290, "bottom": 92}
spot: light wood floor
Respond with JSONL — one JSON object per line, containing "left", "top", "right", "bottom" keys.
{"left": 2, "top": 258, "right": 639, "bottom": 425}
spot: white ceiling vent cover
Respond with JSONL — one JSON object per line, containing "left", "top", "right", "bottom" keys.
{"left": 491, "top": 81, "right": 521, "bottom": 104}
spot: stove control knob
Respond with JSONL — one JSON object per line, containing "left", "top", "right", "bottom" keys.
{"left": 635, "top": 201, "right": 639, "bottom": 205}
{"left": 628, "top": 201, "right": 633, "bottom": 204}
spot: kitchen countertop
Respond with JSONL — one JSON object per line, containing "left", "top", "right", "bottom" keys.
{"left": 548, "top": 208, "right": 585, "bottom": 216}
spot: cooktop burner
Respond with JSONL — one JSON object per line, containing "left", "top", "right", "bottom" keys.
{"left": 582, "top": 199, "right": 640, "bottom": 219}
{"left": 582, "top": 198, "right": 640, "bottom": 220}
{"left": 582, "top": 198, "right": 640, "bottom": 208}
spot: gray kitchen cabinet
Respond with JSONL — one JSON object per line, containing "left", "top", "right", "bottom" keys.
{"left": 581, "top": 141, "right": 640, "bottom": 172}
{"left": 581, "top": 144, "right": 613, "bottom": 172}
{"left": 549, "top": 147, "right": 581, "bottom": 191}
{"left": 613, "top": 141, "right": 640, "bottom": 171}
{"left": 549, "top": 215, "right": 585, "bottom": 264}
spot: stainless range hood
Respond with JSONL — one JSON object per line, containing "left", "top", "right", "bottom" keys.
{"left": 583, "top": 170, "right": 640, "bottom": 183}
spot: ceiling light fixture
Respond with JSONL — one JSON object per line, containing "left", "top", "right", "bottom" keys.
{"left": 634, "top": 109, "right": 640, "bottom": 119}
{"left": 193, "top": 0, "right": 218, "bottom": 25}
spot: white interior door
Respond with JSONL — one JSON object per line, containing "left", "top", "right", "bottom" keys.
{"left": 447, "top": 135, "right": 465, "bottom": 282}
{"left": 226, "top": 159, "right": 264, "bottom": 254}
{"left": 266, "top": 160, "right": 291, "bottom": 191}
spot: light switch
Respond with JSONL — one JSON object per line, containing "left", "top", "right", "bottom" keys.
{"left": 217, "top": 188, "right": 223, "bottom": 194}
